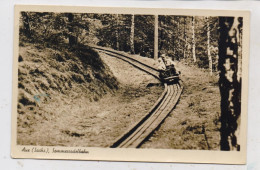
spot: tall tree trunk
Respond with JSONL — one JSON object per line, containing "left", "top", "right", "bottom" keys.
{"left": 68, "top": 13, "right": 77, "bottom": 46}
{"left": 206, "top": 16, "right": 213, "bottom": 75}
{"left": 192, "top": 16, "right": 196, "bottom": 62}
{"left": 130, "top": 14, "right": 135, "bottom": 54}
{"left": 218, "top": 17, "right": 242, "bottom": 151}
{"left": 21, "top": 12, "right": 31, "bottom": 38}
{"left": 158, "top": 16, "right": 164, "bottom": 56}
{"left": 177, "top": 17, "right": 180, "bottom": 60}
{"left": 154, "top": 15, "right": 159, "bottom": 60}
{"left": 172, "top": 17, "right": 176, "bottom": 58}
{"left": 183, "top": 17, "right": 187, "bottom": 59}
{"left": 237, "top": 17, "right": 243, "bottom": 83}
{"left": 116, "top": 14, "right": 120, "bottom": 50}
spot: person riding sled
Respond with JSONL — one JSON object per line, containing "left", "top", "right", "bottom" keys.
{"left": 157, "top": 54, "right": 178, "bottom": 79}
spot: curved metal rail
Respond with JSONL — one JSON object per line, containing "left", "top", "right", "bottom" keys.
{"left": 93, "top": 46, "right": 159, "bottom": 79}
{"left": 90, "top": 45, "right": 183, "bottom": 148}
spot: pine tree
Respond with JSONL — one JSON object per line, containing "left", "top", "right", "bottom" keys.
{"left": 68, "top": 13, "right": 78, "bottom": 46}
{"left": 20, "top": 12, "right": 31, "bottom": 38}
{"left": 218, "top": 16, "right": 242, "bottom": 151}
{"left": 183, "top": 16, "right": 187, "bottom": 59}
{"left": 192, "top": 16, "right": 196, "bottom": 62}
{"left": 115, "top": 14, "right": 120, "bottom": 50}
{"left": 206, "top": 16, "right": 213, "bottom": 75}
{"left": 154, "top": 14, "right": 159, "bottom": 59}
{"left": 130, "top": 14, "right": 135, "bottom": 54}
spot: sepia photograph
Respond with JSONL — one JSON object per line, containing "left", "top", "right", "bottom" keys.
{"left": 11, "top": 5, "right": 250, "bottom": 164}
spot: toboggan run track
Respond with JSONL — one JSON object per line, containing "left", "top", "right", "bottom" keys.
{"left": 90, "top": 45, "right": 184, "bottom": 148}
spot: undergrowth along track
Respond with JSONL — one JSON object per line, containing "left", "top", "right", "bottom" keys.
{"left": 90, "top": 45, "right": 183, "bottom": 148}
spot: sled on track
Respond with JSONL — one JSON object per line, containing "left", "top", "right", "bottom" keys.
{"left": 159, "top": 65, "right": 181, "bottom": 84}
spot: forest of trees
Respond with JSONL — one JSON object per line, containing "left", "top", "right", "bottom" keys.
{"left": 19, "top": 12, "right": 243, "bottom": 151}
{"left": 20, "top": 12, "right": 220, "bottom": 71}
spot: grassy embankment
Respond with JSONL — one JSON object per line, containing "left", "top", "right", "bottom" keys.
{"left": 141, "top": 61, "right": 221, "bottom": 150}
{"left": 17, "top": 42, "right": 163, "bottom": 147}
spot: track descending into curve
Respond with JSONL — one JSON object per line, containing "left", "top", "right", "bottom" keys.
{"left": 90, "top": 45, "right": 183, "bottom": 148}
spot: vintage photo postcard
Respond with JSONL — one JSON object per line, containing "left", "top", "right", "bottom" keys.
{"left": 12, "top": 5, "right": 250, "bottom": 164}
